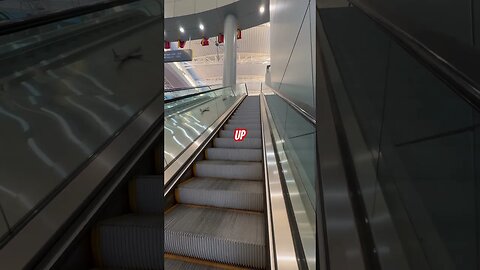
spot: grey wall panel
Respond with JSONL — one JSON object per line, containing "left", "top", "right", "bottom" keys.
{"left": 361, "top": 0, "right": 473, "bottom": 46}
{"left": 389, "top": 131, "right": 476, "bottom": 270}
{"left": 384, "top": 43, "right": 474, "bottom": 145}
{"left": 269, "top": 0, "right": 315, "bottom": 113}
{"left": 278, "top": 9, "right": 314, "bottom": 111}
{"left": 321, "top": 7, "right": 390, "bottom": 165}
{"left": 356, "top": 0, "right": 480, "bottom": 89}
{"left": 269, "top": 0, "right": 309, "bottom": 86}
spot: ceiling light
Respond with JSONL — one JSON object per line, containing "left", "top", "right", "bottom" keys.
{"left": 199, "top": 23, "right": 204, "bottom": 30}
{"left": 179, "top": 26, "right": 185, "bottom": 33}
{"left": 259, "top": 5, "right": 265, "bottom": 14}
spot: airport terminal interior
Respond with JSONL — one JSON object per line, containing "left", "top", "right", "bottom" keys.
{"left": 0, "top": 0, "right": 479, "bottom": 270}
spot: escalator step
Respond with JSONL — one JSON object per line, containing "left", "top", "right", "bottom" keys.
{"left": 92, "top": 215, "right": 162, "bottom": 269}
{"left": 235, "top": 109, "right": 259, "bottom": 113}
{"left": 213, "top": 138, "right": 262, "bottom": 149}
{"left": 224, "top": 123, "right": 260, "bottom": 130}
{"left": 129, "top": 176, "right": 163, "bottom": 214}
{"left": 233, "top": 111, "right": 260, "bottom": 118}
{"left": 194, "top": 160, "right": 263, "bottom": 180}
{"left": 164, "top": 204, "right": 265, "bottom": 269}
{"left": 206, "top": 148, "right": 262, "bottom": 161}
{"left": 165, "top": 258, "right": 225, "bottom": 270}
{"left": 230, "top": 114, "right": 260, "bottom": 120}
{"left": 175, "top": 177, "right": 264, "bottom": 211}
{"left": 228, "top": 119, "right": 260, "bottom": 125}
{"left": 219, "top": 129, "right": 261, "bottom": 138}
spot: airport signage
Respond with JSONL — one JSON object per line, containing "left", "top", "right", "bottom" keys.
{"left": 164, "top": 49, "right": 193, "bottom": 63}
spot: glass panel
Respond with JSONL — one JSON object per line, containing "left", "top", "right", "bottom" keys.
{"left": 0, "top": 0, "right": 123, "bottom": 23}
{"left": 264, "top": 87, "right": 316, "bottom": 270}
{"left": 164, "top": 84, "right": 247, "bottom": 166}
{"left": 164, "top": 86, "right": 213, "bottom": 101}
{"left": 319, "top": 5, "right": 480, "bottom": 270}
{"left": 0, "top": 0, "right": 162, "bottom": 241}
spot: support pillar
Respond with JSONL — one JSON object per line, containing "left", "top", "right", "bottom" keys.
{"left": 223, "top": 14, "right": 237, "bottom": 87}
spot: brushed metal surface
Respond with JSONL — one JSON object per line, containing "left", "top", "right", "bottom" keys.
{"left": 260, "top": 93, "right": 299, "bottom": 270}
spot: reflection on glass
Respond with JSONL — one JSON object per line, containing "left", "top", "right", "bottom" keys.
{"left": 164, "top": 84, "right": 247, "bottom": 166}
{"left": 319, "top": 5, "right": 480, "bottom": 270}
{"left": 0, "top": 0, "right": 162, "bottom": 242}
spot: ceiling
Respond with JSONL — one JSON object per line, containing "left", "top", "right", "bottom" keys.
{"left": 164, "top": 0, "right": 269, "bottom": 41}
{"left": 165, "top": 0, "right": 238, "bottom": 18}
{"left": 165, "top": 22, "right": 270, "bottom": 86}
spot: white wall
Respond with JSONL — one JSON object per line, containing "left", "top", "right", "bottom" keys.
{"left": 268, "top": 0, "right": 315, "bottom": 113}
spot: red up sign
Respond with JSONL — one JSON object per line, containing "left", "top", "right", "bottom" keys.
{"left": 234, "top": 128, "right": 248, "bottom": 141}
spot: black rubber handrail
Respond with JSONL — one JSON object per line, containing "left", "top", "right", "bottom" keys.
{"left": 0, "top": 0, "right": 143, "bottom": 36}
{"left": 164, "top": 85, "right": 219, "bottom": 92}
{"left": 345, "top": 0, "right": 480, "bottom": 112}
{"left": 165, "top": 86, "right": 231, "bottom": 103}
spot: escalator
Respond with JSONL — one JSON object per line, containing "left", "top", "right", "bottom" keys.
{"left": 0, "top": 1, "right": 164, "bottom": 269}
{"left": 91, "top": 175, "right": 163, "bottom": 268}
{"left": 163, "top": 84, "right": 316, "bottom": 270}
{"left": 164, "top": 96, "right": 265, "bottom": 269}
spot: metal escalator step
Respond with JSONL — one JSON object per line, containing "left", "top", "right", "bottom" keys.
{"left": 230, "top": 115, "right": 260, "bottom": 120}
{"left": 224, "top": 124, "right": 261, "bottom": 130}
{"left": 175, "top": 177, "right": 264, "bottom": 211}
{"left": 233, "top": 108, "right": 258, "bottom": 112}
{"left": 228, "top": 118, "right": 260, "bottom": 124}
{"left": 92, "top": 215, "right": 162, "bottom": 269}
{"left": 165, "top": 258, "right": 225, "bottom": 270}
{"left": 206, "top": 148, "right": 262, "bottom": 161}
{"left": 232, "top": 115, "right": 259, "bottom": 119}
{"left": 213, "top": 138, "right": 262, "bottom": 149}
{"left": 129, "top": 176, "right": 163, "bottom": 214}
{"left": 219, "top": 130, "right": 261, "bottom": 138}
{"left": 194, "top": 160, "right": 263, "bottom": 180}
{"left": 234, "top": 110, "right": 259, "bottom": 114}
{"left": 164, "top": 204, "right": 265, "bottom": 269}
{"left": 235, "top": 107, "right": 259, "bottom": 111}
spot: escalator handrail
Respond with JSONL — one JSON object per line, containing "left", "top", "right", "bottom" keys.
{"left": 345, "top": 0, "right": 480, "bottom": 111}
{"left": 165, "top": 83, "right": 248, "bottom": 103}
{"left": 164, "top": 84, "right": 220, "bottom": 92}
{"left": 263, "top": 84, "right": 316, "bottom": 124}
{"left": 165, "top": 85, "right": 232, "bottom": 103}
{"left": 0, "top": 0, "right": 147, "bottom": 36}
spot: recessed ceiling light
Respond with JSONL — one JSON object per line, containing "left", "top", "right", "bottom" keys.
{"left": 179, "top": 26, "right": 185, "bottom": 33}
{"left": 259, "top": 5, "right": 265, "bottom": 14}
{"left": 199, "top": 23, "right": 204, "bottom": 30}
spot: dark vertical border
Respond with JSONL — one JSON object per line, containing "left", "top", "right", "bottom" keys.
{"left": 315, "top": 3, "right": 330, "bottom": 270}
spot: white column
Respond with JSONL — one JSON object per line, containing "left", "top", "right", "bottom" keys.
{"left": 223, "top": 14, "right": 237, "bottom": 87}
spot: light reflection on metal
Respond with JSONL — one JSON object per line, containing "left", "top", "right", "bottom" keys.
{"left": 65, "top": 97, "right": 114, "bottom": 134}
{"left": 20, "top": 81, "right": 41, "bottom": 96}
{"left": 0, "top": 106, "right": 30, "bottom": 132}
{"left": 27, "top": 138, "right": 67, "bottom": 177}
{"left": 40, "top": 107, "right": 91, "bottom": 154}
{"left": 46, "top": 70, "right": 83, "bottom": 95}
{"left": 67, "top": 67, "right": 114, "bottom": 95}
